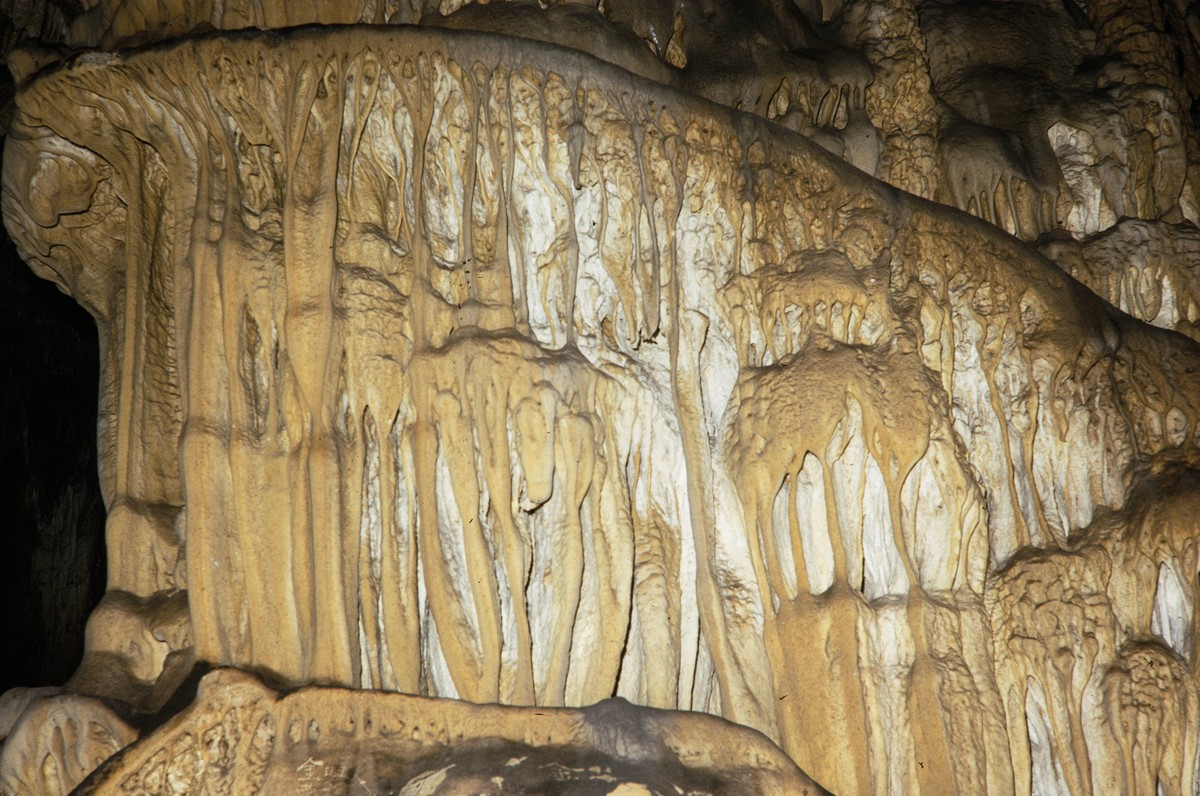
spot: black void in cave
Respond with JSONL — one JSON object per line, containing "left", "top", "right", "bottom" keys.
{"left": 0, "top": 205, "right": 106, "bottom": 693}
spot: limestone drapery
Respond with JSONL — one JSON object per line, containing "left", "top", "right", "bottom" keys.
{"left": 2, "top": 17, "right": 1199, "bottom": 796}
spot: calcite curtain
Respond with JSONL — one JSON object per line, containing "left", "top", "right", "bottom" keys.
{"left": 1, "top": 1, "right": 1199, "bottom": 794}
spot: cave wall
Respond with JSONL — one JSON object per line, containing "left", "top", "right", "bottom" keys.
{"left": 0, "top": 1, "right": 1198, "bottom": 794}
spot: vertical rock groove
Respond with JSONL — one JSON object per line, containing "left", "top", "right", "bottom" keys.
{"left": 3, "top": 18, "right": 1200, "bottom": 795}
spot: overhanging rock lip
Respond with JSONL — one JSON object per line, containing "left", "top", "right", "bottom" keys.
{"left": 9, "top": 20, "right": 872, "bottom": 185}
{"left": 5, "top": 18, "right": 1122, "bottom": 328}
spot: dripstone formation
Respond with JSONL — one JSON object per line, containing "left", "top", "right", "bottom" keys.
{"left": 1, "top": 1, "right": 1198, "bottom": 793}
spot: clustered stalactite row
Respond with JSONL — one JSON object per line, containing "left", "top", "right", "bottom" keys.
{"left": 30, "top": 0, "right": 1200, "bottom": 360}
{"left": 62, "top": 0, "right": 1200, "bottom": 232}
{"left": 3, "top": 25, "right": 1199, "bottom": 794}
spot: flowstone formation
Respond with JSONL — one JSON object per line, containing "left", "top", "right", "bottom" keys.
{"left": 1, "top": 1, "right": 1199, "bottom": 794}
{"left": 71, "top": 668, "right": 821, "bottom": 794}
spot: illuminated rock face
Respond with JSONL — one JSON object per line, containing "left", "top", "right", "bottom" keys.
{"left": 1, "top": 2, "right": 1199, "bottom": 795}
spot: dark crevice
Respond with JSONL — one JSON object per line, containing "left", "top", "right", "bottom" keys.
{"left": 0, "top": 149, "right": 107, "bottom": 692}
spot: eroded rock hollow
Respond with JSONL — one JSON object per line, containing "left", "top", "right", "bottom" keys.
{"left": 1, "top": 1, "right": 1198, "bottom": 793}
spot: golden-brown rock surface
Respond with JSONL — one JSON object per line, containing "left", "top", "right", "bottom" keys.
{"left": 74, "top": 667, "right": 825, "bottom": 795}
{"left": 1, "top": 1, "right": 1198, "bottom": 794}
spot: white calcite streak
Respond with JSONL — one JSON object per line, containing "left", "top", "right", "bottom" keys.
{"left": 2, "top": 1, "right": 1200, "bottom": 793}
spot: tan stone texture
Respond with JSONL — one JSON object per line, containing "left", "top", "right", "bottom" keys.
{"left": 0, "top": 1, "right": 1198, "bottom": 794}
{"left": 74, "top": 668, "right": 824, "bottom": 794}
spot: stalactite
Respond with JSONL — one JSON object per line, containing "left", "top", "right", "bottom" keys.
{"left": 3, "top": 4, "right": 1200, "bottom": 793}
